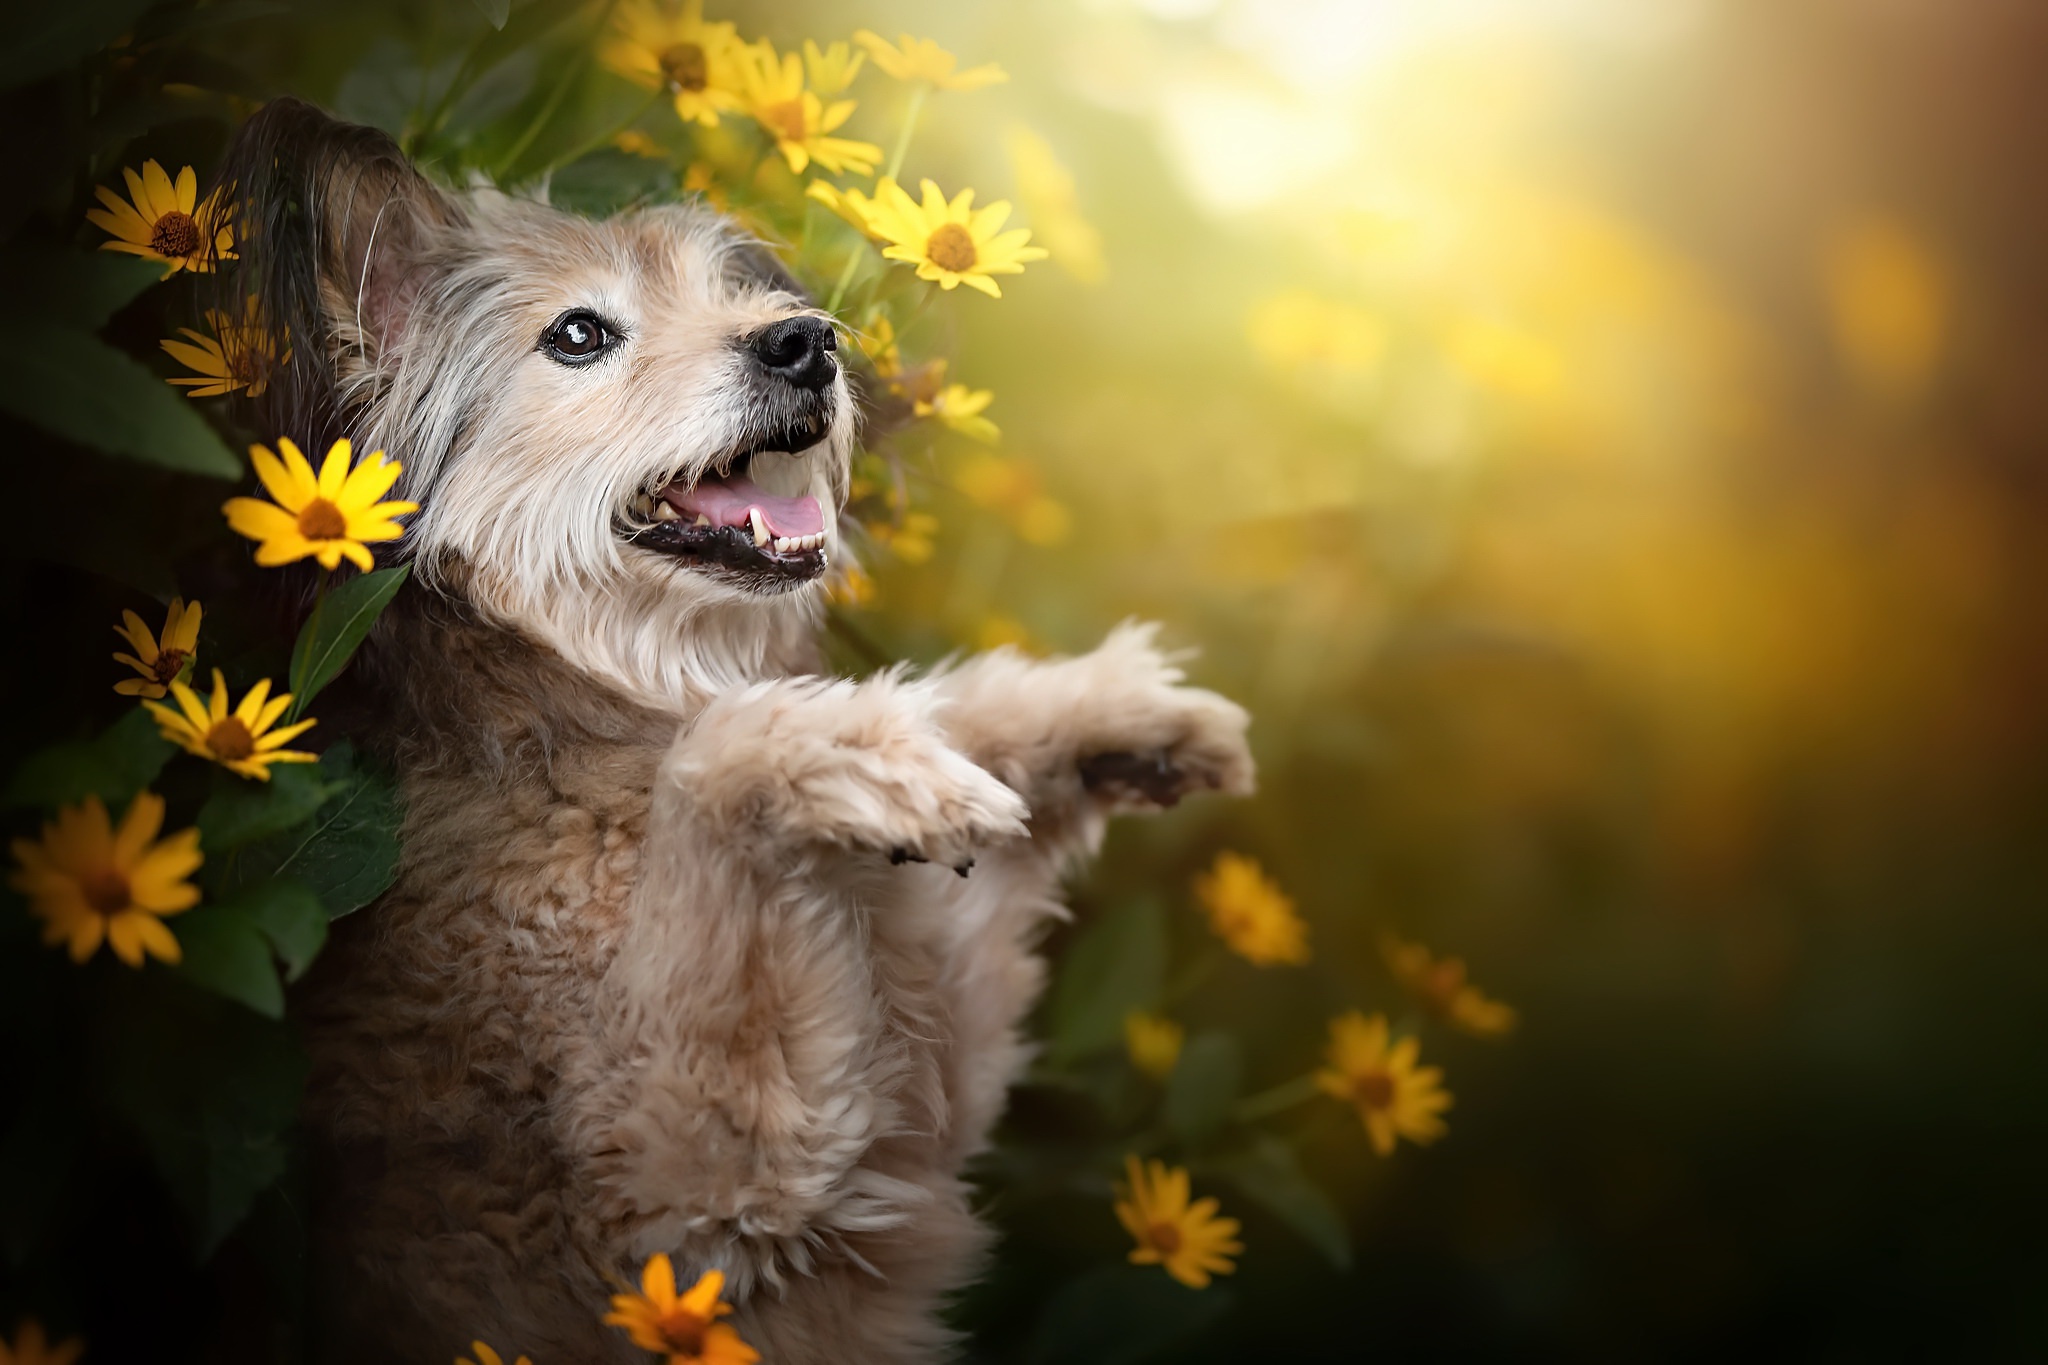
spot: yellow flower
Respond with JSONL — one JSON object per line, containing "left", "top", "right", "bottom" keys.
{"left": 144, "top": 670, "right": 318, "bottom": 782}
{"left": 0, "top": 1320, "right": 84, "bottom": 1365}
{"left": 222, "top": 437, "right": 417, "bottom": 573}
{"left": 915, "top": 381, "right": 999, "bottom": 444}
{"left": 863, "top": 177, "right": 1048, "bottom": 299}
{"left": 162, "top": 297, "right": 288, "bottom": 399}
{"left": 1113, "top": 1155, "right": 1242, "bottom": 1289}
{"left": 827, "top": 562, "right": 876, "bottom": 607}
{"left": 1381, "top": 933, "right": 1518, "bottom": 1039}
{"left": 616, "top": 129, "right": 668, "bottom": 159}
{"left": 456, "top": 1343, "right": 531, "bottom": 1365}
{"left": 1123, "top": 1012, "right": 1184, "bottom": 1080}
{"left": 603, "top": 1255, "right": 759, "bottom": 1365}
{"left": 851, "top": 31, "right": 1007, "bottom": 91}
{"left": 601, "top": 0, "right": 744, "bottom": 127}
{"left": 869, "top": 510, "right": 937, "bottom": 564}
{"left": 802, "top": 39, "right": 865, "bottom": 96}
{"left": 1192, "top": 852, "right": 1309, "bottom": 967}
{"left": 1316, "top": 1012, "right": 1452, "bottom": 1157}
{"left": 1006, "top": 125, "right": 1106, "bottom": 284}
{"left": 953, "top": 452, "right": 1071, "bottom": 546}
{"left": 8, "top": 793, "right": 201, "bottom": 968}
{"left": 805, "top": 179, "right": 885, "bottom": 242}
{"left": 112, "top": 596, "right": 202, "bottom": 699}
{"left": 87, "top": 160, "right": 234, "bottom": 275}
{"left": 736, "top": 40, "right": 881, "bottom": 176}
{"left": 854, "top": 312, "right": 900, "bottom": 376}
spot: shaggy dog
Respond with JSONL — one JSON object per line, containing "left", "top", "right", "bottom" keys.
{"left": 216, "top": 99, "right": 1252, "bottom": 1362}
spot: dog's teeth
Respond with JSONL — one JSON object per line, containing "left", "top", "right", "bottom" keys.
{"left": 651, "top": 502, "right": 678, "bottom": 522}
{"left": 632, "top": 494, "right": 653, "bottom": 517}
{"left": 774, "top": 536, "right": 794, "bottom": 553}
{"left": 750, "top": 507, "right": 769, "bottom": 547}
{"left": 694, "top": 514, "right": 712, "bottom": 527}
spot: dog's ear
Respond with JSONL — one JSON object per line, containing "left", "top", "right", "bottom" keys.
{"left": 209, "top": 97, "right": 462, "bottom": 448}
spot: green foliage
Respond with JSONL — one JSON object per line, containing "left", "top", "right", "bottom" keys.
{"left": 1164, "top": 1030, "right": 1243, "bottom": 1146}
{"left": 286, "top": 566, "right": 411, "bottom": 718}
{"left": 1024, "top": 1264, "right": 1233, "bottom": 1365}
{"left": 1045, "top": 897, "right": 1167, "bottom": 1064}
{"left": 1213, "top": 1136, "right": 1353, "bottom": 1271}
{"left": 222, "top": 743, "right": 402, "bottom": 918}
{"left": 0, "top": 326, "right": 240, "bottom": 477}
{"left": 3, "top": 706, "right": 174, "bottom": 811}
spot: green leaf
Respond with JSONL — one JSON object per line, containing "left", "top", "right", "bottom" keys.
{"left": 1024, "top": 1263, "right": 1232, "bottom": 1365}
{"left": 550, "top": 149, "right": 662, "bottom": 217}
{"left": 1045, "top": 899, "right": 1167, "bottom": 1065}
{"left": 174, "top": 902, "right": 285, "bottom": 1018}
{"left": 287, "top": 566, "right": 409, "bottom": 717}
{"left": 196, "top": 763, "right": 337, "bottom": 852}
{"left": 241, "top": 879, "right": 328, "bottom": 982}
{"left": 1164, "top": 1031, "right": 1243, "bottom": 1147}
{"left": 232, "top": 743, "right": 401, "bottom": 918}
{"left": 98, "top": 977, "right": 307, "bottom": 1255}
{"left": 0, "top": 327, "right": 238, "bottom": 477}
{"left": 0, "top": 0, "right": 157, "bottom": 90}
{"left": 471, "top": 0, "right": 512, "bottom": 30}
{"left": 3, "top": 706, "right": 173, "bottom": 811}
{"left": 5, "top": 247, "right": 169, "bottom": 329}
{"left": 1215, "top": 1136, "right": 1353, "bottom": 1271}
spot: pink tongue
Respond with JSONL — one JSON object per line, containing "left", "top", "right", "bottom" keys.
{"left": 664, "top": 474, "right": 824, "bottom": 538}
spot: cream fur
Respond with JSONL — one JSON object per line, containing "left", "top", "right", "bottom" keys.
{"left": 271, "top": 110, "right": 1255, "bottom": 1363}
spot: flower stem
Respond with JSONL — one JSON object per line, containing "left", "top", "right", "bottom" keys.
{"left": 1164, "top": 947, "right": 1225, "bottom": 1005}
{"left": 825, "top": 245, "right": 864, "bottom": 317}
{"left": 1231, "top": 1074, "right": 1323, "bottom": 1125}
{"left": 883, "top": 83, "right": 929, "bottom": 183}
{"left": 498, "top": 0, "right": 622, "bottom": 177}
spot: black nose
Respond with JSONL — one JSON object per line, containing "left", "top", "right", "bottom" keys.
{"left": 750, "top": 315, "right": 837, "bottom": 390}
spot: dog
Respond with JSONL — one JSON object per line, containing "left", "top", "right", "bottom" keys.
{"left": 215, "top": 99, "right": 1253, "bottom": 1362}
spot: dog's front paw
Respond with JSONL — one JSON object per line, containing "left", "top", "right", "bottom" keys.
{"left": 858, "top": 737, "right": 1029, "bottom": 870}
{"left": 1077, "top": 681, "right": 1255, "bottom": 811}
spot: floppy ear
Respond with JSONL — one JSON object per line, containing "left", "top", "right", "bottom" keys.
{"left": 208, "top": 97, "right": 462, "bottom": 449}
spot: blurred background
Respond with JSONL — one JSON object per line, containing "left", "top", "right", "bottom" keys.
{"left": 6, "top": 0, "right": 2048, "bottom": 1359}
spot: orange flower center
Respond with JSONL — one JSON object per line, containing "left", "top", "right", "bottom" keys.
{"left": 297, "top": 497, "right": 348, "bottom": 541}
{"left": 655, "top": 1307, "right": 709, "bottom": 1355}
{"left": 1147, "top": 1221, "right": 1183, "bottom": 1255}
{"left": 205, "top": 716, "right": 257, "bottom": 762}
{"left": 660, "top": 42, "right": 710, "bottom": 91}
{"left": 762, "top": 97, "right": 809, "bottom": 141}
{"left": 1353, "top": 1070, "right": 1396, "bottom": 1111}
{"left": 81, "top": 868, "right": 132, "bottom": 916}
{"left": 152, "top": 647, "right": 190, "bottom": 685}
{"left": 151, "top": 209, "right": 201, "bottom": 258}
{"left": 925, "top": 222, "right": 978, "bottom": 273}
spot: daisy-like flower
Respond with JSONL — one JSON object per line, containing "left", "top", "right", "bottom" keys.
{"left": 1123, "top": 1011, "right": 1184, "bottom": 1080}
{"left": 805, "top": 179, "right": 885, "bottom": 242}
{"left": 863, "top": 177, "right": 1048, "bottom": 299}
{"left": 736, "top": 40, "right": 882, "bottom": 176}
{"left": 852, "top": 31, "right": 1007, "bottom": 91}
{"left": 87, "top": 160, "right": 234, "bottom": 275}
{"left": 601, "top": 0, "right": 744, "bottom": 127}
{"left": 869, "top": 510, "right": 938, "bottom": 564}
{"left": 1316, "top": 1011, "right": 1453, "bottom": 1156}
{"left": 855, "top": 312, "right": 901, "bottom": 376}
{"left": 456, "top": 1343, "right": 531, "bottom": 1365}
{"left": 112, "top": 596, "right": 202, "bottom": 699}
{"left": 144, "top": 671, "right": 318, "bottom": 782}
{"left": 8, "top": 792, "right": 201, "bottom": 968}
{"left": 222, "top": 437, "right": 417, "bottom": 573}
{"left": 802, "top": 38, "right": 866, "bottom": 95}
{"left": 162, "top": 297, "right": 289, "bottom": 399}
{"left": 915, "top": 380, "right": 999, "bottom": 443}
{"left": 1191, "top": 851, "right": 1309, "bottom": 967}
{"left": 604, "top": 1255, "right": 759, "bottom": 1365}
{"left": 1113, "top": 1155, "right": 1242, "bottom": 1289}
{"left": 1381, "top": 933, "right": 1519, "bottom": 1039}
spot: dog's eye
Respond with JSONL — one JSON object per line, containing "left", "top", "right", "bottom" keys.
{"left": 543, "top": 311, "right": 616, "bottom": 365}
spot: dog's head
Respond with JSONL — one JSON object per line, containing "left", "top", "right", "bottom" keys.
{"left": 216, "top": 99, "right": 852, "bottom": 705}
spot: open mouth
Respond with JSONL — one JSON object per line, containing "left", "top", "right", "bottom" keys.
{"left": 626, "top": 428, "right": 830, "bottom": 589}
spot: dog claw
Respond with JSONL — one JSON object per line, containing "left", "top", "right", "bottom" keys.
{"left": 954, "top": 858, "right": 974, "bottom": 878}
{"left": 889, "top": 846, "right": 928, "bottom": 866}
